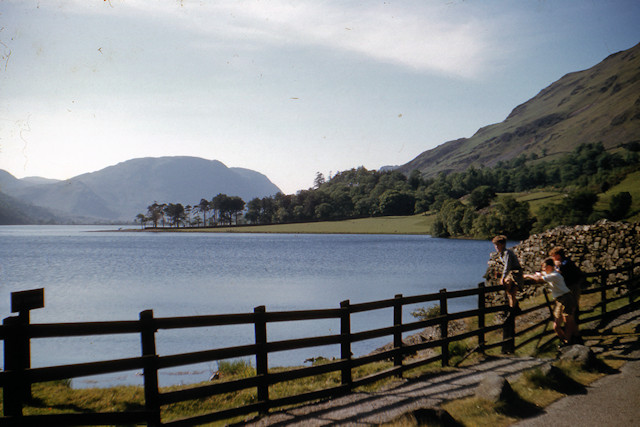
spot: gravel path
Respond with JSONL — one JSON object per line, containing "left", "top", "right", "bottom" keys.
{"left": 243, "top": 356, "right": 550, "bottom": 426}
{"left": 515, "top": 310, "right": 640, "bottom": 427}
{"left": 242, "top": 310, "right": 640, "bottom": 426}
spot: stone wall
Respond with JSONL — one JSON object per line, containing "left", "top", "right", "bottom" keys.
{"left": 484, "top": 220, "right": 640, "bottom": 303}
{"left": 513, "top": 220, "right": 640, "bottom": 274}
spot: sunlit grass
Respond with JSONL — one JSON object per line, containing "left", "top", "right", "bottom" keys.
{"left": 594, "top": 170, "right": 640, "bottom": 218}
{"left": 442, "top": 357, "right": 618, "bottom": 427}
{"left": 155, "top": 213, "right": 436, "bottom": 235}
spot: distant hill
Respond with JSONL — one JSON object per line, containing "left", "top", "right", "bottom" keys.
{"left": 0, "top": 190, "right": 61, "bottom": 225}
{"left": 0, "top": 157, "right": 281, "bottom": 223}
{"left": 398, "top": 42, "right": 640, "bottom": 176}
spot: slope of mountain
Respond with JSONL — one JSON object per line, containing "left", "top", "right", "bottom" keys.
{"left": 4, "top": 157, "right": 282, "bottom": 222}
{"left": 399, "top": 42, "right": 640, "bottom": 176}
{"left": 0, "top": 190, "right": 61, "bottom": 225}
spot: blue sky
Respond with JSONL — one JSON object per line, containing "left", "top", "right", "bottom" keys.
{"left": 1, "top": 0, "right": 639, "bottom": 194}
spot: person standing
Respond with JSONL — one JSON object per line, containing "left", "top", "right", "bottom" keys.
{"left": 492, "top": 235, "right": 523, "bottom": 313}
{"left": 525, "top": 258, "right": 580, "bottom": 345}
{"left": 549, "top": 246, "right": 586, "bottom": 307}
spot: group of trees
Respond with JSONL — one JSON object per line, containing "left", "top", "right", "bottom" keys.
{"left": 135, "top": 142, "right": 638, "bottom": 238}
{"left": 241, "top": 142, "right": 636, "bottom": 238}
{"left": 136, "top": 194, "right": 245, "bottom": 228}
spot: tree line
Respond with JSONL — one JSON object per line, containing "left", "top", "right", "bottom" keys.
{"left": 136, "top": 142, "right": 638, "bottom": 237}
{"left": 137, "top": 194, "right": 245, "bottom": 228}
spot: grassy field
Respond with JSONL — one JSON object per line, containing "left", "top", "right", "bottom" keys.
{"left": 148, "top": 172, "right": 639, "bottom": 237}
{"left": 155, "top": 213, "right": 436, "bottom": 235}
{"left": 594, "top": 170, "right": 640, "bottom": 221}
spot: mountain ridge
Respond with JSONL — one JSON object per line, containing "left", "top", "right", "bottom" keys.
{"left": 0, "top": 156, "right": 281, "bottom": 223}
{"left": 398, "top": 42, "right": 640, "bottom": 176}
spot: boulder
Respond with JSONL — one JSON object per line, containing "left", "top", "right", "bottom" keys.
{"left": 538, "top": 362, "right": 564, "bottom": 379}
{"left": 558, "top": 344, "right": 597, "bottom": 369}
{"left": 475, "top": 373, "right": 516, "bottom": 403}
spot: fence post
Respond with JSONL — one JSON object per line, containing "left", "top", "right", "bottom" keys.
{"left": 254, "top": 306, "right": 269, "bottom": 413}
{"left": 340, "top": 300, "right": 352, "bottom": 389}
{"left": 628, "top": 262, "right": 635, "bottom": 305}
{"left": 502, "top": 309, "right": 516, "bottom": 354}
{"left": 2, "top": 316, "right": 24, "bottom": 417}
{"left": 600, "top": 271, "right": 608, "bottom": 322}
{"left": 393, "top": 294, "right": 403, "bottom": 373}
{"left": 140, "top": 310, "right": 161, "bottom": 427}
{"left": 477, "top": 282, "right": 486, "bottom": 353}
{"left": 439, "top": 289, "right": 449, "bottom": 367}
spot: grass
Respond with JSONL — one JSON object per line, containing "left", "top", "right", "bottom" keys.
{"left": 594, "top": 170, "right": 640, "bottom": 221}
{"left": 150, "top": 213, "right": 436, "bottom": 235}
{"left": 441, "top": 357, "right": 618, "bottom": 427}
{"left": 5, "top": 280, "right": 637, "bottom": 425}
{"left": 3, "top": 358, "right": 396, "bottom": 426}
{"left": 138, "top": 173, "right": 639, "bottom": 237}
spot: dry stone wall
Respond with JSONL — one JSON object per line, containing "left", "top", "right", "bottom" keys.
{"left": 513, "top": 220, "right": 640, "bottom": 274}
{"left": 484, "top": 220, "right": 640, "bottom": 304}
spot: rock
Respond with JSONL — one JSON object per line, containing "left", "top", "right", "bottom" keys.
{"left": 538, "top": 362, "right": 563, "bottom": 378}
{"left": 559, "top": 344, "right": 597, "bottom": 369}
{"left": 475, "top": 373, "right": 516, "bottom": 403}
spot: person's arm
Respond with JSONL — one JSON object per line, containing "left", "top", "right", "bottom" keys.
{"left": 523, "top": 272, "right": 545, "bottom": 285}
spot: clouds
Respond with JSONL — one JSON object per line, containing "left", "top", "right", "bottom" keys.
{"left": 209, "top": 1, "right": 493, "bottom": 78}
{"left": 1, "top": 1, "right": 638, "bottom": 194}
{"left": 44, "top": 0, "right": 498, "bottom": 78}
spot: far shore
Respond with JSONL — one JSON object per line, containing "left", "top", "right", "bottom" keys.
{"left": 127, "top": 213, "right": 436, "bottom": 235}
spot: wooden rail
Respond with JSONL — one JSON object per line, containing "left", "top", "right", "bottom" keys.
{"left": 1, "top": 262, "right": 638, "bottom": 426}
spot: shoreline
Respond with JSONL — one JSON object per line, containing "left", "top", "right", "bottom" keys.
{"left": 119, "top": 213, "right": 437, "bottom": 235}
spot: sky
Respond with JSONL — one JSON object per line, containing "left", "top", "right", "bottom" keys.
{"left": 0, "top": 1, "right": 639, "bottom": 195}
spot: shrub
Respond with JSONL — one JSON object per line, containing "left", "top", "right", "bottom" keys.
{"left": 410, "top": 304, "right": 440, "bottom": 320}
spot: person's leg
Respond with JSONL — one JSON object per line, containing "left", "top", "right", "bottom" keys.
{"left": 505, "top": 281, "right": 520, "bottom": 311}
{"left": 564, "top": 314, "right": 581, "bottom": 344}
{"left": 554, "top": 318, "right": 568, "bottom": 342}
{"left": 564, "top": 314, "right": 573, "bottom": 336}
{"left": 553, "top": 301, "right": 568, "bottom": 343}
{"left": 560, "top": 294, "right": 580, "bottom": 343}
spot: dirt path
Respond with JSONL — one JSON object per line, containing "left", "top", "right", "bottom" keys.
{"left": 514, "top": 311, "right": 640, "bottom": 427}
{"left": 243, "top": 356, "right": 550, "bottom": 426}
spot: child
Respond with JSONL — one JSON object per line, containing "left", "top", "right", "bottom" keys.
{"left": 492, "top": 235, "right": 523, "bottom": 313}
{"left": 549, "top": 246, "right": 586, "bottom": 307}
{"left": 524, "top": 258, "right": 581, "bottom": 345}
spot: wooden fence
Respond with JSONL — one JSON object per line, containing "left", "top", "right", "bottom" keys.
{"left": 1, "top": 262, "right": 638, "bottom": 426}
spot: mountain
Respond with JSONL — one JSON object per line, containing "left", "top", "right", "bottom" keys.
{"left": 398, "top": 42, "right": 640, "bottom": 177}
{"left": 2, "top": 157, "right": 281, "bottom": 223}
{"left": 0, "top": 190, "right": 61, "bottom": 225}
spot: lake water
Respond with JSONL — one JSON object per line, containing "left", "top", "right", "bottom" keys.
{"left": 1, "top": 225, "right": 494, "bottom": 388}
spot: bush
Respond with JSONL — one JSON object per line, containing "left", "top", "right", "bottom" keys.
{"left": 410, "top": 304, "right": 440, "bottom": 320}
{"left": 217, "top": 359, "right": 256, "bottom": 378}
{"left": 609, "top": 191, "right": 632, "bottom": 220}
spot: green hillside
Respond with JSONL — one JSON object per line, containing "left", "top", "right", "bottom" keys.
{"left": 594, "top": 170, "right": 640, "bottom": 221}
{"left": 399, "top": 42, "right": 640, "bottom": 177}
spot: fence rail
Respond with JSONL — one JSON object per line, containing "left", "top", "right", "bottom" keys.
{"left": 1, "top": 262, "right": 638, "bottom": 426}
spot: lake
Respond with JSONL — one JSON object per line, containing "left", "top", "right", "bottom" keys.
{"left": 1, "top": 225, "right": 495, "bottom": 387}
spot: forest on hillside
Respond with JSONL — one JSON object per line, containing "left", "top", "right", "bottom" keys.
{"left": 139, "top": 142, "right": 639, "bottom": 239}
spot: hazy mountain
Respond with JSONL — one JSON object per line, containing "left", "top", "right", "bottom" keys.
{"left": 21, "top": 177, "right": 61, "bottom": 186}
{"left": 0, "top": 189, "right": 61, "bottom": 225}
{"left": 398, "top": 42, "right": 640, "bottom": 176}
{"left": 3, "top": 157, "right": 281, "bottom": 223}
